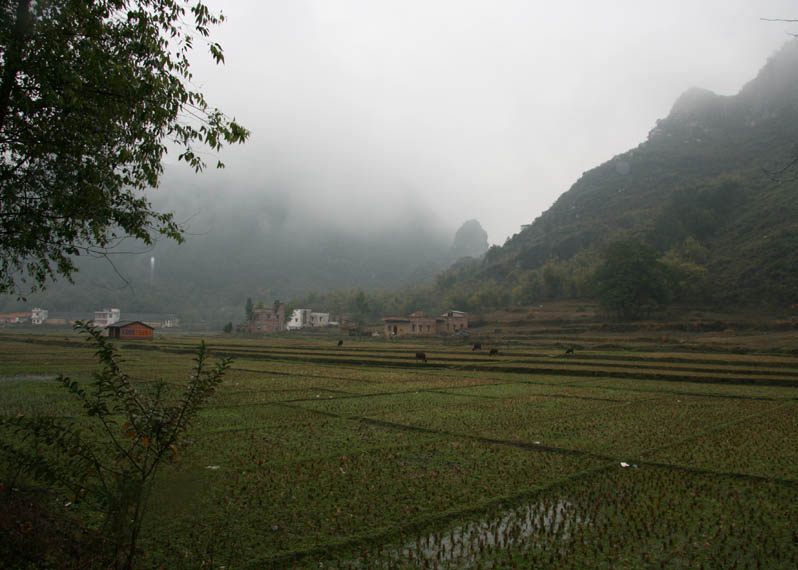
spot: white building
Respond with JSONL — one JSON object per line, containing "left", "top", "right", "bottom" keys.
{"left": 162, "top": 315, "right": 180, "bottom": 328}
{"left": 94, "top": 308, "right": 121, "bottom": 327}
{"left": 310, "top": 312, "right": 330, "bottom": 327}
{"left": 31, "top": 308, "right": 48, "bottom": 325}
{"left": 287, "top": 309, "right": 333, "bottom": 329}
{"left": 287, "top": 308, "right": 312, "bottom": 330}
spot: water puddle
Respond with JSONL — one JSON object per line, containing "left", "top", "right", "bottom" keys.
{"left": 341, "top": 499, "right": 587, "bottom": 568}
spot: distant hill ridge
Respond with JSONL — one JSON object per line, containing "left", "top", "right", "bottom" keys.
{"left": 474, "top": 39, "right": 798, "bottom": 304}
{"left": 5, "top": 42, "right": 798, "bottom": 320}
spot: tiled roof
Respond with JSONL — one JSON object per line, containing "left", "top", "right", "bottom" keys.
{"left": 107, "top": 321, "right": 154, "bottom": 329}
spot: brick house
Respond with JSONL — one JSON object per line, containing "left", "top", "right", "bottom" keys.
{"left": 247, "top": 301, "right": 286, "bottom": 333}
{"left": 106, "top": 321, "right": 154, "bottom": 340}
{"left": 383, "top": 310, "right": 468, "bottom": 337}
{"left": 0, "top": 312, "right": 31, "bottom": 325}
{"left": 441, "top": 310, "right": 468, "bottom": 333}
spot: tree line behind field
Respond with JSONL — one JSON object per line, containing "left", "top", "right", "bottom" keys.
{"left": 290, "top": 235, "right": 695, "bottom": 323}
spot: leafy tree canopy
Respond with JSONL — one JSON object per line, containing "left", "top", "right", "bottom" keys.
{"left": 0, "top": 0, "right": 249, "bottom": 295}
{"left": 593, "top": 237, "right": 674, "bottom": 320}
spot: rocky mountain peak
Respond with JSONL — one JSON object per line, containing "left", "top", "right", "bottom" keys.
{"left": 450, "top": 219, "right": 489, "bottom": 260}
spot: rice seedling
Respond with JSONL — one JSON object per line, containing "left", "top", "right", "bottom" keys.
{"left": 0, "top": 330, "right": 795, "bottom": 568}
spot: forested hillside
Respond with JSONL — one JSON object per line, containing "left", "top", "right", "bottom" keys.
{"left": 301, "top": 40, "right": 798, "bottom": 320}
{"left": 439, "top": 39, "right": 798, "bottom": 309}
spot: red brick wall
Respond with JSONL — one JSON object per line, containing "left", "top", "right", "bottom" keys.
{"left": 119, "top": 323, "right": 153, "bottom": 339}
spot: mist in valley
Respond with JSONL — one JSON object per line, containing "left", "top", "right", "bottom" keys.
{"left": 1, "top": 165, "right": 483, "bottom": 325}
{"left": 4, "top": 0, "right": 797, "bottom": 322}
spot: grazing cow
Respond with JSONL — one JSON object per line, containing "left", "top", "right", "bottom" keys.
{"left": 415, "top": 351, "right": 427, "bottom": 364}
{"left": 565, "top": 347, "right": 574, "bottom": 356}
{"left": 489, "top": 348, "right": 499, "bottom": 356}
{"left": 472, "top": 342, "right": 482, "bottom": 351}
{"left": 337, "top": 339, "right": 343, "bottom": 346}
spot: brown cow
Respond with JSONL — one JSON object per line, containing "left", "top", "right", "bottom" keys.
{"left": 415, "top": 351, "right": 427, "bottom": 364}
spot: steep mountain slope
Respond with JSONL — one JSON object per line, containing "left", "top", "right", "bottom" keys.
{"left": 478, "top": 39, "right": 798, "bottom": 304}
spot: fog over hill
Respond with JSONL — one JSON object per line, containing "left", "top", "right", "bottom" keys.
{"left": 190, "top": 0, "right": 795, "bottom": 246}
{"left": 1, "top": 165, "right": 487, "bottom": 324}
{"left": 468, "top": 39, "right": 798, "bottom": 305}
{"left": 5, "top": 9, "right": 797, "bottom": 320}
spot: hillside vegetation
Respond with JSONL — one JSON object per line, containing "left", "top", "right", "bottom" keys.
{"left": 288, "top": 41, "right": 798, "bottom": 322}
{"left": 471, "top": 39, "right": 798, "bottom": 307}
{"left": 6, "top": 42, "right": 798, "bottom": 324}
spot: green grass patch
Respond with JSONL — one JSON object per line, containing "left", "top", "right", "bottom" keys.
{"left": 0, "top": 330, "right": 795, "bottom": 569}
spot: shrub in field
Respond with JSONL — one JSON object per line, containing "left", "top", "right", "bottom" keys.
{"left": 0, "top": 322, "right": 232, "bottom": 569}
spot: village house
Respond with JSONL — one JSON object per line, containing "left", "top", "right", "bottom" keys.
{"left": 383, "top": 310, "right": 469, "bottom": 337}
{"left": 310, "top": 312, "right": 331, "bottom": 327}
{"left": 287, "top": 308, "right": 311, "bottom": 330}
{"left": 93, "top": 308, "right": 121, "bottom": 327}
{"left": 247, "top": 301, "right": 286, "bottom": 333}
{"left": 0, "top": 312, "right": 31, "bottom": 325}
{"left": 37, "top": 311, "right": 176, "bottom": 329}
{"left": 287, "top": 309, "right": 335, "bottom": 330}
{"left": 31, "top": 308, "right": 48, "bottom": 325}
{"left": 442, "top": 310, "right": 469, "bottom": 333}
{"left": 106, "top": 321, "right": 154, "bottom": 340}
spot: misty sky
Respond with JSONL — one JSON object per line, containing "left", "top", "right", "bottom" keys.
{"left": 174, "top": 0, "right": 798, "bottom": 246}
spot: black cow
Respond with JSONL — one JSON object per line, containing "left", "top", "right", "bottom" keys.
{"left": 565, "top": 347, "right": 574, "bottom": 356}
{"left": 489, "top": 348, "right": 499, "bottom": 356}
{"left": 472, "top": 342, "right": 482, "bottom": 351}
{"left": 337, "top": 339, "right": 343, "bottom": 346}
{"left": 415, "top": 351, "right": 427, "bottom": 364}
